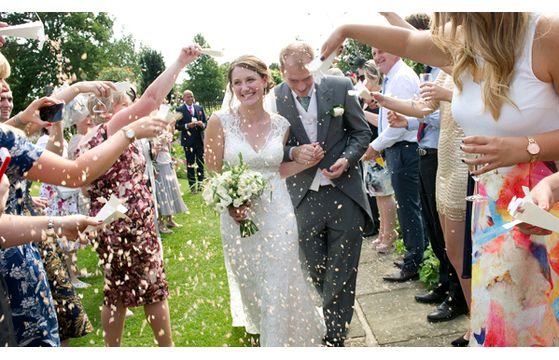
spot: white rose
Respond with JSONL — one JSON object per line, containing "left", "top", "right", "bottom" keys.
{"left": 332, "top": 107, "right": 344, "bottom": 117}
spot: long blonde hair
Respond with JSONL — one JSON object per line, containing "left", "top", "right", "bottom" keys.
{"left": 431, "top": 12, "right": 530, "bottom": 119}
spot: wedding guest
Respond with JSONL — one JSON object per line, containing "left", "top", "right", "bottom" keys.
{"left": 361, "top": 61, "right": 397, "bottom": 252}
{"left": 362, "top": 47, "right": 426, "bottom": 283}
{"left": 205, "top": 55, "right": 326, "bottom": 346}
{"left": 175, "top": 90, "right": 206, "bottom": 193}
{"left": 77, "top": 45, "right": 201, "bottom": 347}
{"left": 0, "top": 50, "right": 168, "bottom": 346}
{"left": 320, "top": 11, "right": 559, "bottom": 347}
{"left": 0, "top": 82, "right": 13, "bottom": 121}
{"left": 154, "top": 121, "right": 188, "bottom": 232}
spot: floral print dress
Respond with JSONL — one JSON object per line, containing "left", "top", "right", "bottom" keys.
{"left": 0, "top": 127, "right": 60, "bottom": 346}
{"left": 79, "top": 124, "right": 168, "bottom": 307}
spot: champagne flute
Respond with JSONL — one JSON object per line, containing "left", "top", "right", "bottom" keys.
{"left": 465, "top": 153, "right": 488, "bottom": 202}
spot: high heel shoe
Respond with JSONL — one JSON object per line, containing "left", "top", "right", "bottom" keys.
{"left": 450, "top": 334, "right": 469, "bottom": 347}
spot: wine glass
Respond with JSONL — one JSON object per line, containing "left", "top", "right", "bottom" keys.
{"left": 465, "top": 154, "right": 488, "bottom": 202}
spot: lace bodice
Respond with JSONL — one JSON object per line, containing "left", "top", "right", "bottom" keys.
{"left": 216, "top": 108, "right": 290, "bottom": 177}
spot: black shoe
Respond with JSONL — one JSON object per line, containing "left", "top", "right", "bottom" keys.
{"left": 393, "top": 261, "right": 403, "bottom": 269}
{"left": 383, "top": 270, "right": 419, "bottom": 282}
{"left": 450, "top": 334, "right": 469, "bottom": 347}
{"left": 323, "top": 338, "right": 345, "bottom": 347}
{"left": 363, "top": 228, "right": 379, "bottom": 237}
{"left": 415, "top": 290, "right": 447, "bottom": 304}
{"left": 427, "top": 301, "right": 468, "bottom": 323}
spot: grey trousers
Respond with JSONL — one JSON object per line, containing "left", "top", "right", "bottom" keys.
{"left": 295, "top": 186, "right": 365, "bottom": 342}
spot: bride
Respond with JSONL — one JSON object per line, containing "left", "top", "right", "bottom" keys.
{"left": 204, "top": 55, "right": 326, "bottom": 346}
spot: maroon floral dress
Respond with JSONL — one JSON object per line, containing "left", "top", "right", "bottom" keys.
{"left": 79, "top": 124, "right": 168, "bottom": 307}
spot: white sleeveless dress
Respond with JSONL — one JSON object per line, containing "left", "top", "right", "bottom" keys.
{"left": 216, "top": 108, "right": 325, "bottom": 346}
{"left": 452, "top": 14, "right": 559, "bottom": 346}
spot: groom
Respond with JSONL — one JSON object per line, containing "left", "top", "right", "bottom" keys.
{"left": 275, "top": 41, "right": 373, "bottom": 346}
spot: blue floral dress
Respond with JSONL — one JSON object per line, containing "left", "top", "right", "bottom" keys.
{"left": 0, "top": 127, "right": 60, "bottom": 347}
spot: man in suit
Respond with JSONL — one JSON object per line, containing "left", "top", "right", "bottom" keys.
{"left": 275, "top": 41, "right": 373, "bottom": 347}
{"left": 175, "top": 90, "right": 207, "bottom": 192}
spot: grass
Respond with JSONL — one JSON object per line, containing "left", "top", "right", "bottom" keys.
{"left": 67, "top": 179, "right": 253, "bottom": 347}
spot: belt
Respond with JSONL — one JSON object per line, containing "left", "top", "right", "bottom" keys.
{"left": 417, "top": 147, "right": 438, "bottom": 156}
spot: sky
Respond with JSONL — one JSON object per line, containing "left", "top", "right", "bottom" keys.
{"left": 4, "top": 0, "right": 559, "bottom": 82}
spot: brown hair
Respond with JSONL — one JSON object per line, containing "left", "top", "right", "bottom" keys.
{"left": 227, "top": 55, "right": 274, "bottom": 108}
{"left": 431, "top": 12, "right": 529, "bottom": 119}
{"left": 405, "top": 13, "right": 431, "bottom": 31}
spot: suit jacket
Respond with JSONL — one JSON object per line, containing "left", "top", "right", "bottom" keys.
{"left": 175, "top": 103, "right": 207, "bottom": 148}
{"left": 275, "top": 76, "right": 373, "bottom": 227}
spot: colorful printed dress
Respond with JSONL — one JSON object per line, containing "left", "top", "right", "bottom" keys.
{"left": 78, "top": 124, "right": 168, "bottom": 307}
{"left": 0, "top": 127, "right": 60, "bottom": 346}
{"left": 451, "top": 14, "right": 559, "bottom": 346}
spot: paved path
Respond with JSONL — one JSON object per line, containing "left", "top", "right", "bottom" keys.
{"left": 345, "top": 236, "right": 469, "bottom": 347}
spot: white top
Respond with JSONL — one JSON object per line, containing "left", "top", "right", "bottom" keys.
{"left": 371, "top": 59, "right": 420, "bottom": 151}
{"left": 452, "top": 13, "right": 559, "bottom": 138}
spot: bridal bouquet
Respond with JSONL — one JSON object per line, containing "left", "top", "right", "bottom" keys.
{"left": 202, "top": 154, "right": 268, "bottom": 237}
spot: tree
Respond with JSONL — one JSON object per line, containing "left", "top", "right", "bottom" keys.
{"left": 268, "top": 62, "right": 283, "bottom": 86}
{"left": 138, "top": 47, "right": 166, "bottom": 95}
{"left": 336, "top": 39, "right": 372, "bottom": 74}
{"left": 0, "top": 12, "right": 140, "bottom": 112}
{"left": 181, "top": 33, "right": 225, "bottom": 108}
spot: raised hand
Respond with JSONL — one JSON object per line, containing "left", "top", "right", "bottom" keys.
{"left": 178, "top": 44, "right": 202, "bottom": 67}
{"left": 76, "top": 80, "right": 117, "bottom": 98}
{"left": 320, "top": 26, "right": 346, "bottom": 61}
{"left": 129, "top": 117, "right": 170, "bottom": 140}
{"left": 17, "top": 96, "right": 62, "bottom": 129}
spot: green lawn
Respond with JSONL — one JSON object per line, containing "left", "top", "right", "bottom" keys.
{"left": 68, "top": 179, "right": 253, "bottom": 347}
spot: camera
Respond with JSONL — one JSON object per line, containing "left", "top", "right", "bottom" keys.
{"left": 39, "top": 102, "right": 64, "bottom": 122}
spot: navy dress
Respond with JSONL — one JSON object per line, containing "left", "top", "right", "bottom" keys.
{"left": 0, "top": 127, "right": 60, "bottom": 346}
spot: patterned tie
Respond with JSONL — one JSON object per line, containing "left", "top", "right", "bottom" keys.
{"left": 417, "top": 121, "right": 427, "bottom": 142}
{"left": 297, "top": 96, "right": 311, "bottom": 111}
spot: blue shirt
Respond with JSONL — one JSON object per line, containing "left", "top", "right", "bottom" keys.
{"left": 0, "top": 127, "right": 60, "bottom": 347}
{"left": 406, "top": 67, "right": 441, "bottom": 149}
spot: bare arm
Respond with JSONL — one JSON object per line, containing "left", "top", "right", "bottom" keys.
{"left": 106, "top": 45, "right": 201, "bottom": 136}
{"left": 380, "top": 12, "right": 417, "bottom": 30}
{"left": 0, "top": 214, "right": 100, "bottom": 248}
{"left": 24, "top": 116, "right": 168, "bottom": 187}
{"left": 44, "top": 122, "right": 64, "bottom": 156}
{"left": 373, "top": 92, "right": 434, "bottom": 119}
{"left": 321, "top": 24, "right": 450, "bottom": 68}
{"left": 204, "top": 114, "right": 225, "bottom": 173}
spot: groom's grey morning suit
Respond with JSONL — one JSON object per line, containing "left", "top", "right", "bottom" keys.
{"left": 276, "top": 75, "right": 373, "bottom": 344}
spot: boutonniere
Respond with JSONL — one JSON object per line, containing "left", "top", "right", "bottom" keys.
{"left": 328, "top": 105, "right": 344, "bottom": 117}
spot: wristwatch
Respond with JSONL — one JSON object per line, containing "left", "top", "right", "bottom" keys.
{"left": 45, "top": 216, "right": 57, "bottom": 239}
{"left": 526, "top": 137, "right": 540, "bottom": 163}
{"left": 122, "top": 127, "right": 136, "bottom": 142}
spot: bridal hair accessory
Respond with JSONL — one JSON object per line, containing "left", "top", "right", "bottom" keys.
{"left": 202, "top": 153, "right": 268, "bottom": 238}
{"left": 0, "top": 21, "right": 45, "bottom": 50}
{"left": 328, "top": 105, "right": 344, "bottom": 117}
{"left": 305, "top": 50, "right": 336, "bottom": 85}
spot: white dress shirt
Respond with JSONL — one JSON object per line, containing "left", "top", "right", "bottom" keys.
{"left": 371, "top": 59, "right": 420, "bottom": 151}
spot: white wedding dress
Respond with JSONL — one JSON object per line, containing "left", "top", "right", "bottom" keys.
{"left": 216, "top": 108, "right": 325, "bottom": 346}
